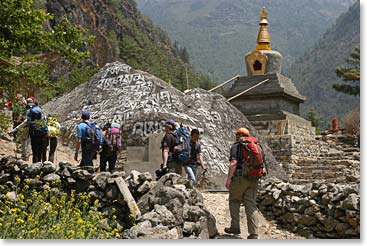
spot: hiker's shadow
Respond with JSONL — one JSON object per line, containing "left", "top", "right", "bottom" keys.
{"left": 214, "top": 233, "right": 243, "bottom": 239}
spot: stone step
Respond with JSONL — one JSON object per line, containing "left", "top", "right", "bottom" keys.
{"left": 318, "top": 152, "right": 343, "bottom": 158}
{"left": 295, "top": 164, "right": 348, "bottom": 172}
{"left": 290, "top": 178, "right": 317, "bottom": 184}
{"left": 295, "top": 159, "right": 359, "bottom": 167}
{"left": 291, "top": 176, "right": 347, "bottom": 184}
{"left": 292, "top": 171, "right": 345, "bottom": 179}
{"left": 341, "top": 147, "right": 360, "bottom": 152}
{"left": 317, "top": 153, "right": 359, "bottom": 160}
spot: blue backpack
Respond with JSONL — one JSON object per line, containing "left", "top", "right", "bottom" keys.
{"left": 82, "top": 122, "right": 104, "bottom": 152}
{"left": 173, "top": 126, "right": 191, "bottom": 165}
{"left": 28, "top": 106, "right": 48, "bottom": 137}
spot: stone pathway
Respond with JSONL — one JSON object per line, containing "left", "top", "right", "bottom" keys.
{"left": 202, "top": 192, "right": 305, "bottom": 239}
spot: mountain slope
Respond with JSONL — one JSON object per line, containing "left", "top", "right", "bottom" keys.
{"left": 44, "top": 0, "right": 212, "bottom": 91}
{"left": 137, "top": 0, "right": 352, "bottom": 81}
{"left": 287, "top": 1, "right": 360, "bottom": 127}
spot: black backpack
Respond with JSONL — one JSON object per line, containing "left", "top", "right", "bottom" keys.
{"left": 82, "top": 122, "right": 104, "bottom": 152}
{"left": 29, "top": 108, "right": 48, "bottom": 137}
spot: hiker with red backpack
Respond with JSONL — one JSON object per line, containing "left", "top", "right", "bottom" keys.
{"left": 74, "top": 110, "right": 104, "bottom": 167}
{"left": 99, "top": 122, "right": 122, "bottom": 173}
{"left": 224, "top": 127, "right": 266, "bottom": 239}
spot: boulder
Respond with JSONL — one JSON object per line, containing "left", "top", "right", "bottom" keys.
{"left": 42, "top": 161, "right": 57, "bottom": 174}
{"left": 42, "top": 173, "right": 60, "bottom": 183}
{"left": 342, "top": 193, "right": 359, "bottom": 210}
{"left": 24, "top": 162, "right": 42, "bottom": 176}
{"left": 137, "top": 180, "right": 154, "bottom": 194}
{"left": 139, "top": 205, "right": 177, "bottom": 228}
{"left": 93, "top": 172, "right": 111, "bottom": 190}
{"left": 183, "top": 221, "right": 201, "bottom": 236}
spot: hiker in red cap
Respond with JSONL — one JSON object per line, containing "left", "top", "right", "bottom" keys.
{"left": 225, "top": 127, "right": 264, "bottom": 239}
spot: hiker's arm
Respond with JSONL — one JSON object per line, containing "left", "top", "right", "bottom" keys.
{"left": 8, "top": 119, "right": 28, "bottom": 135}
{"left": 74, "top": 138, "right": 81, "bottom": 161}
{"left": 162, "top": 147, "right": 169, "bottom": 168}
{"left": 198, "top": 153, "right": 206, "bottom": 170}
{"left": 75, "top": 125, "right": 82, "bottom": 162}
{"left": 225, "top": 160, "right": 237, "bottom": 190}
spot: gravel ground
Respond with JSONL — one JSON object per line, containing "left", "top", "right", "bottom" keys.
{"left": 202, "top": 192, "right": 305, "bottom": 240}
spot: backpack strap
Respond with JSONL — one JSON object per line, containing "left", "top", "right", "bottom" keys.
{"left": 236, "top": 142, "right": 244, "bottom": 166}
{"left": 259, "top": 144, "right": 268, "bottom": 175}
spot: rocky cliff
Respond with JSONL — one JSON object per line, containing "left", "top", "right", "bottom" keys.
{"left": 44, "top": 0, "right": 211, "bottom": 90}
{"left": 43, "top": 62, "right": 286, "bottom": 186}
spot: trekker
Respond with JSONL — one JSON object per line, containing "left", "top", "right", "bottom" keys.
{"left": 75, "top": 111, "right": 93, "bottom": 166}
{"left": 184, "top": 129, "right": 207, "bottom": 186}
{"left": 46, "top": 113, "right": 61, "bottom": 163}
{"left": 27, "top": 102, "right": 48, "bottom": 163}
{"left": 161, "top": 119, "right": 182, "bottom": 175}
{"left": 99, "top": 122, "right": 122, "bottom": 173}
{"left": 225, "top": 127, "right": 264, "bottom": 239}
{"left": 74, "top": 110, "right": 104, "bottom": 167}
{"left": 8, "top": 98, "right": 35, "bottom": 161}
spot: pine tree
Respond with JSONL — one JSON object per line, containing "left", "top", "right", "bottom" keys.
{"left": 180, "top": 47, "right": 190, "bottom": 64}
{"left": 333, "top": 46, "right": 360, "bottom": 96}
{"left": 305, "top": 107, "right": 321, "bottom": 128}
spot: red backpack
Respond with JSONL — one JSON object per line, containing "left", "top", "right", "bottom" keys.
{"left": 237, "top": 136, "right": 265, "bottom": 177}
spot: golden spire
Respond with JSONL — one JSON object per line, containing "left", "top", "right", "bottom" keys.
{"left": 256, "top": 7, "right": 271, "bottom": 50}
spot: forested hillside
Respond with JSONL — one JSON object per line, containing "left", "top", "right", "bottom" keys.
{"left": 137, "top": 0, "right": 352, "bottom": 81}
{"left": 36, "top": 0, "right": 214, "bottom": 102}
{"left": 287, "top": 1, "right": 359, "bottom": 128}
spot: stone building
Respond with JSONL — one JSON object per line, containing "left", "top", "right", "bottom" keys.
{"left": 223, "top": 7, "right": 315, "bottom": 163}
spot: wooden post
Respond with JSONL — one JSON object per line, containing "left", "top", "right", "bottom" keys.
{"left": 114, "top": 177, "right": 141, "bottom": 218}
{"left": 185, "top": 65, "right": 189, "bottom": 90}
{"left": 226, "top": 79, "right": 269, "bottom": 102}
{"left": 208, "top": 75, "right": 240, "bottom": 92}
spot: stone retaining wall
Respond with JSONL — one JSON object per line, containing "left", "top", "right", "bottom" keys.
{"left": 257, "top": 177, "right": 360, "bottom": 239}
{"left": 0, "top": 156, "right": 218, "bottom": 239}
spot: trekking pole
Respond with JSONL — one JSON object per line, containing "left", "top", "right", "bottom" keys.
{"left": 226, "top": 79, "right": 269, "bottom": 102}
{"left": 55, "top": 143, "right": 58, "bottom": 165}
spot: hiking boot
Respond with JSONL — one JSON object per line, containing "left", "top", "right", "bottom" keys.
{"left": 247, "top": 234, "right": 259, "bottom": 239}
{"left": 224, "top": 227, "right": 241, "bottom": 234}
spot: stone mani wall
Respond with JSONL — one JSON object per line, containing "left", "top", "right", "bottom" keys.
{"left": 257, "top": 178, "right": 360, "bottom": 239}
{"left": 0, "top": 156, "right": 218, "bottom": 239}
{"left": 44, "top": 62, "right": 284, "bottom": 186}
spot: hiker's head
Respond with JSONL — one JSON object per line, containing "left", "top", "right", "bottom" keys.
{"left": 233, "top": 127, "right": 249, "bottom": 140}
{"left": 190, "top": 129, "right": 200, "bottom": 142}
{"left": 81, "top": 110, "right": 90, "bottom": 121}
{"left": 164, "top": 119, "right": 175, "bottom": 132}
{"left": 103, "top": 122, "right": 111, "bottom": 131}
{"left": 26, "top": 98, "right": 33, "bottom": 104}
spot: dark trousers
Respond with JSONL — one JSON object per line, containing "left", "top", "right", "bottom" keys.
{"left": 80, "top": 146, "right": 95, "bottom": 167}
{"left": 48, "top": 137, "right": 57, "bottom": 163}
{"left": 100, "top": 151, "right": 117, "bottom": 173}
{"left": 30, "top": 134, "right": 48, "bottom": 163}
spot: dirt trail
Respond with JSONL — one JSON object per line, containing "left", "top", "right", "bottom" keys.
{"left": 202, "top": 192, "right": 305, "bottom": 239}
{"left": 1, "top": 138, "right": 304, "bottom": 239}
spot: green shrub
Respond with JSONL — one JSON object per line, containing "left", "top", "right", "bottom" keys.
{"left": 0, "top": 179, "right": 123, "bottom": 239}
{"left": 0, "top": 110, "right": 11, "bottom": 135}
